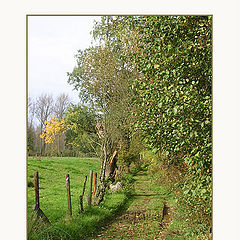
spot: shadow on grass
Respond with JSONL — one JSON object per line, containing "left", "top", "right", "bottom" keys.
{"left": 28, "top": 196, "right": 135, "bottom": 240}
{"left": 87, "top": 193, "right": 136, "bottom": 239}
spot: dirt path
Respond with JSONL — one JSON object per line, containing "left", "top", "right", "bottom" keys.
{"left": 93, "top": 171, "right": 173, "bottom": 240}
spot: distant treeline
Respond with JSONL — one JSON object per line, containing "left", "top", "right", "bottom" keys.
{"left": 27, "top": 93, "right": 97, "bottom": 157}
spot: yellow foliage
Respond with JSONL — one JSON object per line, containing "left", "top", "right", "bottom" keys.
{"left": 40, "top": 116, "right": 67, "bottom": 144}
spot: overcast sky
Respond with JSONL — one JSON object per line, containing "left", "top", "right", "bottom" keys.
{"left": 28, "top": 16, "right": 101, "bottom": 104}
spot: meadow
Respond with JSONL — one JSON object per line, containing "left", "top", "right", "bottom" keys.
{"left": 27, "top": 157, "right": 131, "bottom": 240}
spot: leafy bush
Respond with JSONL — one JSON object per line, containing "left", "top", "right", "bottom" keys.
{"left": 125, "top": 16, "right": 212, "bottom": 235}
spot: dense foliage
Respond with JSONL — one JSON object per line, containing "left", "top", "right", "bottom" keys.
{"left": 65, "top": 105, "right": 100, "bottom": 156}
{"left": 89, "top": 16, "right": 212, "bottom": 234}
{"left": 40, "top": 116, "right": 67, "bottom": 144}
{"left": 67, "top": 26, "right": 143, "bottom": 175}
{"left": 129, "top": 16, "right": 212, "bottom": 230}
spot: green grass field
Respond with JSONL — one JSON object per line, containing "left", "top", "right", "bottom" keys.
{"left": 27, "top": 157, "right": 101, "bottom": 221}
{"left": 27, "top": 157, "right": 131, "bottom": 240}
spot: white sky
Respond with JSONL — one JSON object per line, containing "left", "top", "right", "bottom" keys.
{"left": 28, "top": 16, "right": 101, "bottom": 104}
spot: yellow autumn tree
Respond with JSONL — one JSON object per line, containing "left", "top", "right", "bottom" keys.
{"left": 40, "top": 116, "right": 67, "bottom": 144}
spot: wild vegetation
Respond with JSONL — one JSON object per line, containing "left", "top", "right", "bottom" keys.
{"left": 28, "top": 15, "right": 212, "bottom": 239}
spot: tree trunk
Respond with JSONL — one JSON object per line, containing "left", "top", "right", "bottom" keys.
{"left": 105, "top": 149, "right": 118, "bottom": 181}
{"left": 102, "top": 142, "right": 107, "bottom": 181}
{"left": 93, "top": 145, "right": 118, "bottom": 205}
{"left": 40, "top": 137, "right": 42, "bottom": 156}
{"left": 93, "top": 140, "right": 107, "bottom": 206}
{"left": 43, "top": 140, "right": 46, "bottom": 156}
{"left": 40, "top": 123, "right": 43, "bottom": 156}
{"left": 58, "top": 135, "right": 60, "bottom": 156}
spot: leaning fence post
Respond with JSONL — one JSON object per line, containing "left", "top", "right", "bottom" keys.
{"left": 34, "top": 172, "right": 40, "bottom": 209}
{"left": 88, "top": 170, "right": 93, "bottom": 207}
{"left": 66, "top": 174, "right": 72, "bottom": 217}
{"left": 33, "top": 172, "right": 50, "bottom": 224}
{"left": 93, "top": 172, "right": 97, "bottom": 195}
{"left": 79, "top": 175, "right": 87, "bottom": 213}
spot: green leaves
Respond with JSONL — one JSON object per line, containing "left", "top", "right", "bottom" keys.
{"left": 65, "top": 105, "right": 99, "bottom": 154}
{"left": 68, "top": 15, "right": 212, "bottom": 232}
{"left": 173, "top": 106, "right": 178, "bottom": 115}
{"left": 125, "top": 15, "right": 212, "bottom": 228}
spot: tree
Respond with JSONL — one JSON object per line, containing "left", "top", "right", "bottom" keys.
{"left": 64, "top": 105, "right": 100, "bottom": 156}
{"left": 67, "top": 17, "right": 143, "bottom": 204}
{"left": 40, "top": 116, "right": 67, "bottom": 144}
{"left": 35, "top": 93, "right": 54, "bottom": 155}
{"left": 53, "top": 93, "right": 71, "bottom": 155}
{"left": 54, "top": 93, "right": 70, "bottom": 120}
{"left": 28, "top": 97, "right": 36, "bottom": 154}
{"left": 40, "top": 104, "right": 100, "bottom": 158}
{"left": 28, "top": 97, "right": 36, "bottom": 129}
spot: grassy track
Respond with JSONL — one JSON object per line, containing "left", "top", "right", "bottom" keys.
{"left": 93, "top": 170, "right": 185, "bottom": 240}
{"left": 27, "top": 157, "right": 132, "bottom": 240}
{"left": 27, "top": 157, "right": 208, "bottom": 239}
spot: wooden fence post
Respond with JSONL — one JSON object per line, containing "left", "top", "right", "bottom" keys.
{"left": 66, "top": 174, "right": 72, "bottom": 217}
{"left": 34, "top": 172, "right": 40, "bottom": 209}
{"left": 93, "top": 172, "right": 97, "bottom": 195}
{"left": 33, "top": 172, "right": 50, "bottom": 224}
{"left": 88, "top": 170, "right": 93, "bottom": 207}
{"left": 79, "top": 176, "right": 87, "bottom": 213}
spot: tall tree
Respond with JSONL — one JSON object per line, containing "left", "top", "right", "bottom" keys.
{"left": 35, "top": 93, "right": 53, "bottom": 155}
{"left": 27, "top": 97, "right": 36, "bottom": 154}
{"left": 68, "top": 18, "right": 142, "bottom": 204}
{"left": 53, "top": 93, "right": 71, "bottom": 155}
{"left": 28, "top": 97, "right": 36, "bottom": 129}
{"left": 53, "top": 93, "right": 70, "bottom": 120}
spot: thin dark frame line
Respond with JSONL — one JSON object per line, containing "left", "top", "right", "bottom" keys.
{"left": 26, "top": 14, "right": 29, "bottom": 239}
